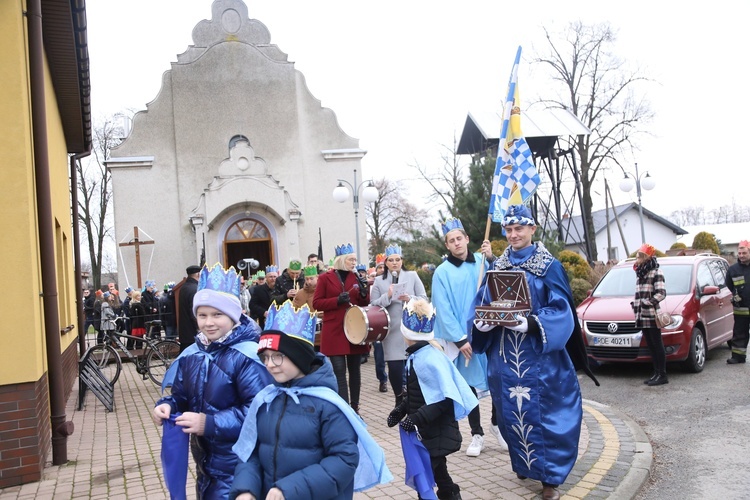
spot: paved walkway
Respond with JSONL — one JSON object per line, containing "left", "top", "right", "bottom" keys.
{"left": 0, "top": 359, "right": 651, "bottom": 499}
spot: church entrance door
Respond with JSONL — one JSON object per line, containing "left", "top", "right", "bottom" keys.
{"left": 224, "top": 218, "right": 274, "bottom": 276}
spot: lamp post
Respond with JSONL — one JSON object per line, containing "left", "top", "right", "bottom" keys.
{"left": 619, "top": 162, "right": 656, "bottom": 244}
{"left": 332, "top": 168, "right": 379, "bottom": 263}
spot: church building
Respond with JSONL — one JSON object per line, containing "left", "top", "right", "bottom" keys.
{"left": 108, "top": 0, "right": 369, "bottom": 285}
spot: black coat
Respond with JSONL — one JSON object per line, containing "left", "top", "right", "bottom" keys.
{"left": 398, "top": 341, "right": 462, "bottom": 458}
{"left": 248, "top": 284, "right": 274, "bottom": 328}
{"left": 177, "top": 277, "right": 199, "bottom": 350}
{"left": 271, "top": 270, "right": 305, "bottom": 304}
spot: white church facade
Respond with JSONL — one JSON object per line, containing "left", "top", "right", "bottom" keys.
{"left": 107, "top": 0, "right": 367, "bottom": 286}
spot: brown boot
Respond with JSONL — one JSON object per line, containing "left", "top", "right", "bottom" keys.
{"left": 542, "top": 484, "right": 560, "bottom": 500}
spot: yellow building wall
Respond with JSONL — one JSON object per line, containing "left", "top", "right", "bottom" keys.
{"left": 0, "top": 0, "right": 79, "bottom": 386}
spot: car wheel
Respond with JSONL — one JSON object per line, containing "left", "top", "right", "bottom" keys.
{"left": 681, "top": 327, "right": 706, "bottom": 373}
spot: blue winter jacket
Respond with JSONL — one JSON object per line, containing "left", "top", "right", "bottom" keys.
{"left": 157, "top": 315, "right": 273, "bottom": 499}
{"left": 229, "top": 354, "right": 359, "bottom": 500}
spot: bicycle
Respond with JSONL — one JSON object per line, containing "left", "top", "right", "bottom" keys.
{"left": 86, "top": 318, "right": 180, "bottom": 386}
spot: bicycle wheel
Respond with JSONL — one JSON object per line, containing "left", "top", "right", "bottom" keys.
{"left": 147, "top": 340, "right": 180, "bottom": 385}
{"left": 88, "top": 344, "right": 122, "bottom": 385}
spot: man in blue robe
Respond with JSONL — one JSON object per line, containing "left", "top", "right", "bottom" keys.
{"left": 431, "top": 217, "right": 502, "bottom": 458}
{"left": 472, "top": 205, "right": 598, "bottom": 500}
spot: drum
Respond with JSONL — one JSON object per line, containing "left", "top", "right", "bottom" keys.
{"left": 344, "top": 306, "right": 391, "bottom": 345}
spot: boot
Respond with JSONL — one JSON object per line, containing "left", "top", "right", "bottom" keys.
{"left": 727, "top": 357, "right": 746, "bottom": 364}
{"left": 437, "top": 484, "right": 461, "bottom": 500}
{"left": 647, "top": 373, "right": 668, "bottom": 386}
{"left": 395, "top": 390, "right": 405, "bottom": 407}
{"left": 643, "top": 373, "right": 657, "bottom": 384}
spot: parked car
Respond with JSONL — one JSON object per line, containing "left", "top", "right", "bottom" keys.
{"left": 576, "top": 254, "right": 734, "bottom": 373}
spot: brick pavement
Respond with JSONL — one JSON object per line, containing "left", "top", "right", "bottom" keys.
{"left": 0, "top": 357, "right": 651, "bottom": 499}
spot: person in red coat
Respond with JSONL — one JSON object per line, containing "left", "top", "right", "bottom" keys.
{"left": 313, "top": 243, "right": 370, "bottom": 413}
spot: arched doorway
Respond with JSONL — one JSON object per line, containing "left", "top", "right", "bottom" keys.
{"left": 224, "top": 219, "right": 274, "bottom": 277}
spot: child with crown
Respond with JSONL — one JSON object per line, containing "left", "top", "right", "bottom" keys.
{"left": 230, "top": 300, "right": 392, "bottom": 499}
{"left": 387, "top": 298, "right": 478, "bottom": 500}
{"left": 153, "top": 264, "right": 274, "bottom": 499}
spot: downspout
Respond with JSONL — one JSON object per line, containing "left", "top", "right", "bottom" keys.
{"left": 71, "top": 152, "right": 90, "bottom": 358}
{"left": 28, "top": 0, "right": 75, "bottom": 465}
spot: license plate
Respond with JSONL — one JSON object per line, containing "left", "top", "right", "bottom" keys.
{"left": 592, "top": 335, "right": 632, "bottom": 347}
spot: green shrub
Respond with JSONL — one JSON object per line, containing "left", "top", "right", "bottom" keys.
{"left": 558, "top": 250, "right": 592, "bottom": 282}
{"left": 692, "top": 231, "right": 720, "bottom": 254}
{"left": 570, "top": 278, "right": 593, "bottom": 306}
{"left": 670, "top": 242, "right": 687, "bottom": 250}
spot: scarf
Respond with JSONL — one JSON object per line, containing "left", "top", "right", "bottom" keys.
{"left": 634, "top": 256, "right": 658, "bottom": 281}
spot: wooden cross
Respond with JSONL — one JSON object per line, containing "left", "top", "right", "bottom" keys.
{"left": 118, "top": 226, "right": 154, "bottom": 288}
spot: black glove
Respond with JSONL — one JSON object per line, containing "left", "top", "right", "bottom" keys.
{"left": 399, "top": 415, "right": 416, "bottom": 433}
{"left": 387, "top": 407, "right": 406, "bottom": 427}
{"left": 337, "top": 292, "right": 350, "bottom": 305}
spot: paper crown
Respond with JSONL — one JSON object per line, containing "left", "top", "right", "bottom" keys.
{"left": 385, "top": 244, "right": 402, "bottom": 257}
{"left": 255, "top": 270, "right": 265, "bottom": 279}
{"left": 265, "top": 265, "right": 279, "bottom": 274}
{"left": 303, "top": 265, "right": 318, "bottom": 278}
{"left": 197, "top": 263, "right": 241, "bottom": 298}
{"left": 375, "top": 253, "right": 386, "bottom": 266}
{"left": 264, "top": 300, "right": 317, "bottom": 345}
{"left": 356, "top": 264, "right": 367, "bottom": 272}
{"left": 502, "top": 204, "right": 536, "bottom": 227}
{"left": 401, "top": 299, "right": 436, "bottom": 337}
{"left": 125, "top": 287, "right": 133, "bottom": 293}
{"left": 335, "top": 243, "right": 355, "bottom": 257}
{"left": 637, "top": 243, "right": 656, "bottom": 257}
{"left": 288, "top": 260, "right": 302, "bottom": 271}
{"left": 145, "top": 280, "right": 156, "bottom": 288}
{"left": 740, "top": 239, "right": 749, "bottom": 249}
{"left": 441, "top": 218, "right": 464, "bottom": 237}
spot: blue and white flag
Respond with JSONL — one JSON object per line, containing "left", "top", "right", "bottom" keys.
{"left": 489, "top": 46, "right": 540, "bottom": 224}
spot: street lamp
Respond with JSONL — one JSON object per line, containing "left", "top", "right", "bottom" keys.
{"left": 332, "top": 168, "right": 379, "bottom": 263}
{"left": 619, "top": 162, "right": 656, "bottom": 244}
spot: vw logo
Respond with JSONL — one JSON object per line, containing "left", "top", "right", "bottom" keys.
{"left": 607, "top": 322, "right": 619, "bottom": 333}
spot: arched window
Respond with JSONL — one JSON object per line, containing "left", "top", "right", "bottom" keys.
{"left": 226, "top": 219, "right": 270, "bottom": 241}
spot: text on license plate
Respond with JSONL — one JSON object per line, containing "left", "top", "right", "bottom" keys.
{"left": 592, "top": 336, "right": 632, "bottom": 347}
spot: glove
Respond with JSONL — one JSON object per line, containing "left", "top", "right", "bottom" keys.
{"left": 506, "top": 316, "right": 528, "bottom": 333}
{"left": 387, "top": 407, "right": 406, "bottom": 427}
{"left": 399, "top": 415, "right": 417, "bottom": 433}
{"left": 474, "top": 320, "right": 494, "bottom": 332}
{"left": 337, "top": 292, "right": 350, "bottom": 305}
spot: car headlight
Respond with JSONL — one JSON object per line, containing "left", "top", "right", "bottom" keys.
{"left": 663, "top": 315, "right": 683, "bottom": 329}
{"left": 577, "top": 316, "right": 584, "bottom": 329}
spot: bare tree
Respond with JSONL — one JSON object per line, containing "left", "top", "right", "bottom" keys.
{"left": 532, "top": 21, "right": 655, "bottom": 261}
{"left": 410, "top": 137, "right": 466, "bottom": 220}
{"left": 77, "top": 116, "right": 124, "bottom": 290}
{"left": 365, "top": 178, "right": 430, "bottom": 258}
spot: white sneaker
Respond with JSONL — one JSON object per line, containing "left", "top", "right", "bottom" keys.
{"left": 490, "top": 425, "right": 509, "bottom": 452}
{"left": 466, "top": 434, "right": 484, "bottom": 457}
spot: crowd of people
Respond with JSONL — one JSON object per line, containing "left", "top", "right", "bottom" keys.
{"left": 86, "top": 204, "right": 692, "bottom": 499}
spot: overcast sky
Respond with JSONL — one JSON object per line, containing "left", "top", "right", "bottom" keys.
{"left": 86, "top": 0, "right": 748, "bottom": 225}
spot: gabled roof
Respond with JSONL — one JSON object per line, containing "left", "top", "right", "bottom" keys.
{"left": 545, "top": 203, "right": 687, "bottom": 245}
{"left": 457, "top": 108, "right": 591, "bottom": 156}
{"left": 41, "top": 0, "right": 91, "bottom": 152}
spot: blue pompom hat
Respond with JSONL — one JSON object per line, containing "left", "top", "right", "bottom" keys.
{"left": 335, "top": 243, "right": 355, "bottom": 257}
{"left": 441, "top": 217, "right": 464, "bottom": 237}
{"left": 502, "top": 204, "right": 536, "bottom": 227}
{"left": 400, "top": 298, "right": 437, "bottom": 341}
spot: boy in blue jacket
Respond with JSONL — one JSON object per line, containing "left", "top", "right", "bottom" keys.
{"left": 230, "top": 300, "right": 391, "bottom": 500}
{"left": 153, "top": 264, "right": 273, "bottom": 499}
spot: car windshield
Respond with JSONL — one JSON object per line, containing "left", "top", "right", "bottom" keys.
{"left": 592, "top": 264, "right": 694, "bottom": 297}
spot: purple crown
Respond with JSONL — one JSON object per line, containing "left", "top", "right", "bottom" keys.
{"left": 197, "top": 263, "right": 241, "bottom": 298}
{"left": 264, "top": 300, "right": 317, "bottom": 345}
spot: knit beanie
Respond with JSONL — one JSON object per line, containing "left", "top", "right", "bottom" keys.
{"left": 258, "top": 330, "right": 316, "bottom": 375}
{"left": 192, "top": 289, "right": 242, "bottom": 325}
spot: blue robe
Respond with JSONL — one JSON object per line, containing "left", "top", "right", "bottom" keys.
{"left": 431, "top": 252, "right": 489, "bottom": 390}
{"left": 472, "top": 242, "right": 581, "bottom": 486}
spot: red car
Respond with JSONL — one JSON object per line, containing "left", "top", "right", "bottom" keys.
{"left": 576, "top": 254, "right": 734, "bottom": 373}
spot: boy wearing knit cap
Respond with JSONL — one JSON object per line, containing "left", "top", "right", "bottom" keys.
{"left": 387, "top": 299, "right": 478, "bottom": 500}
{"left": 230, "top": 300, "right": 392, "bottom": 500}
{"left": 153, "top": 264, "right": 273, "bottom": 499}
